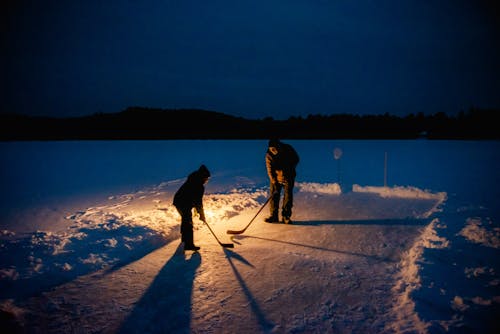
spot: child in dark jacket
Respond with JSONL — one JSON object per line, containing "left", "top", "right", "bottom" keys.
{"left": 173, "top": 164, "right": 210, "bottom": 251}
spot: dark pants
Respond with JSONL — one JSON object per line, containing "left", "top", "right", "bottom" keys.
{"left": 176, "top": 206, "right": 194, "bottom": 246}
{"left": 269, "top": 177, "right": 295, "bottom": 219}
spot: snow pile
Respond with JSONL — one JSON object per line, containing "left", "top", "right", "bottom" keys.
{"left": 296, "top": 182, "right": 342, "bottom": 195}
{"left": 452, "top": 295, "right": 500, "bottom": 311}
{"left": 458, "top": 217, "right": 500, "bottom": 249}
{"left": 202, "top": 188, "right": 268, "bottom": 223}
{"left": 451, "top": 295, "right": 470, "bottom": 312}
{"left": 351, "top": 185, "right": 447, "bottom": 219}
{"left": 352, "top": 184, "right": 447, "bottom": 201}
{"left": 464, "top": 266, "right": 496, "bottom": 279}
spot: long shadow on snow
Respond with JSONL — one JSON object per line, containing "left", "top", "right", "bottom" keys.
{"left": 233, "top": 218, "right": 430, "bottom": 263}
{"left": 0, "top": 225, "right": 171, "bottom": 301}
{"left": 118, "top": 243, "right": 201, "bottom": 334}
{"left": 224, "top": 248, "right": 276, "bottom": 332}
{"left": 235, "top": 235, "right": 395, "bottom": 263}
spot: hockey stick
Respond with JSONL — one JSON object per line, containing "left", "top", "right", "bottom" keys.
{"left": 226, "top": 195, "right": 272, "bottom": 235}
{"left": 203, "top": 220, "right": 234, "bottom": 248}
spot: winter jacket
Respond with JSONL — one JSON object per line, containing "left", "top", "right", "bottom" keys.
{"left": 266, "top": 142, "right": 299, "bottom": 184}
{"left": 173, "top": 170, "right": 206, "bottom": 218}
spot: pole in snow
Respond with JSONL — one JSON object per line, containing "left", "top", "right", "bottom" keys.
{"left": 384, "top": 151, "right": 388, "bottom": 187}
{"left": 333, "top": 148, "right": 343, "bottom": 186}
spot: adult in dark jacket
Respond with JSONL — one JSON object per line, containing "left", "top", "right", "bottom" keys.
{"left": 173, "top": 164, "right": 210, "bottom": 251}
{"left": 265, "top": 139, "right": 299, "bottom": 224}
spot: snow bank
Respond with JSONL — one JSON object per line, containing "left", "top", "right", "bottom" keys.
{"left": 296, "top": 182, "right": 342, "bottom": 195}
{"left": 387, "top": 218, "right": 449, "bottom": 333}
{"left": 352, "top": 185, "right": 447, "bottom": 219}
{"left": 352, "top": 184, "right": 447, "bottom": 201}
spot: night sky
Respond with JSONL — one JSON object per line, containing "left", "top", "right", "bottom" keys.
{"left": 2, "top": 0, "right": 499, "bottom": 120}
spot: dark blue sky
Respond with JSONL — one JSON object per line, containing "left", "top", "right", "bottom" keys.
{"left": 2, "top": 0, "right": 499, "bottom": 120}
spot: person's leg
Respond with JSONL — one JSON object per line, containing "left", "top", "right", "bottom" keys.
{"left": 266, "top": 182, "right": 281, "bottom": 222}
{"left": 282, "top": 178, "right": 295, "bottom": 223}
{"left": 177, "top": 207, "right": 196, "bottom": 247}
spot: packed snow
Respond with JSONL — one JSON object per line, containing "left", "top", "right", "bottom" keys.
{"left": 0, "top": 140, "right": 498, "bottom": 333}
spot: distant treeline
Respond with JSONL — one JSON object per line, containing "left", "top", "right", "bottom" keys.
{"left": 0, "top": 107, "right": 498, "bottom": 140}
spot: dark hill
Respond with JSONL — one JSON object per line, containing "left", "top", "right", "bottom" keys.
{"left": 0, "top": 107, "right": 497, "bottom": 140}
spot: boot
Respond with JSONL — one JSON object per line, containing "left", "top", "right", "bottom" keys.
{"left": 264, "top": 214, "right": 279, "bottom": 223}
{"left": 184, "top": 244, "right": 200, "bottom": 251}
{"left": 282, "top": 216, "right": 292, "bottom": 224}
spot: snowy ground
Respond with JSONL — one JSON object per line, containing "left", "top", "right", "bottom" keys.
{"left": 0, "top": 140, "right": 498, "bottom": 333}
